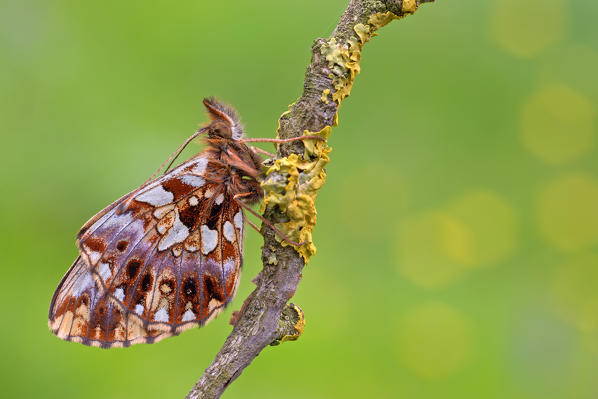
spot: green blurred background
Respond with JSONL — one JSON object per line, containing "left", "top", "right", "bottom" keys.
{"left": 2, "top": 0, "right": 598, "bottom": 397}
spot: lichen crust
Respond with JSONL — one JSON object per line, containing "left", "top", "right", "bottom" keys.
{"left": 260, "top": 126, "right": 331, "bottom": 263}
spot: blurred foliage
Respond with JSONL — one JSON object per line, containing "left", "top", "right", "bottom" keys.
{"left": 1, "top": 0, "right": 597, "bottom": 398}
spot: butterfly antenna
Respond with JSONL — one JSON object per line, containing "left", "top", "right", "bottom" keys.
{"left": 241, "top": 135, "right": 325, "bottom": 145}
{"left": 144, "top": 127, "right": 209, "bottom": 185}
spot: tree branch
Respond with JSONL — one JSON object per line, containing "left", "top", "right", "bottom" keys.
{"left": 186, "top": 1, "right": 433, "bottom": 398}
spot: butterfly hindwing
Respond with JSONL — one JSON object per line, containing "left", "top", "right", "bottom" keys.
{"left": 48, "top": 256, "right": 166, "bottom": 347}
{"left": 49, "top": 154, "right": 246, "bottom": 347}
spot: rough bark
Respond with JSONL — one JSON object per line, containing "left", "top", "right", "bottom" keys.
{"left": 186, "top": 1, "right": 433, "bottom": 398}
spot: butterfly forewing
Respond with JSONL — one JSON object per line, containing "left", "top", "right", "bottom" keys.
{"left": 49, "top": 153, "right": 246, "bottom": 347}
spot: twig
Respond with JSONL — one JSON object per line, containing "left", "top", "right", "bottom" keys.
{"left": 185, "top": 1, "right": 433, "bottom": 398}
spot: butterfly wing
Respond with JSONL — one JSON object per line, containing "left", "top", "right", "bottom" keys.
{"left": 48, "top": 256, "right": 171, "bottom": 347}
{"left": 49, "top": 154, "right": 246, "bottom": 347}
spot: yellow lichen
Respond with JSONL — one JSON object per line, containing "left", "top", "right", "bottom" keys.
{"left": 321, "top": 88, "right": 330, "bottom": 104}
{"left": 261, "top": 126, "right": 331, "bottom": 263}
{"left": 402, "top": 0, "right": 419, "bottom": 13}
{"left": 368, "top": 11, "right": 399, "bottom": 29}
{"left": 354, "top": 23, "right": 372, "bottom": 45}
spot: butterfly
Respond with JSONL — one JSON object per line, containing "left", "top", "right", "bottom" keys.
{"left": 49, "top": 98, "right": 321, "bottom": 348}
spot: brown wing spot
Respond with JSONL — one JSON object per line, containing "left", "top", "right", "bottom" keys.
{"left": 83, "top": 236, "right": 106, "bottom": 253}
{"left": 127, "top": 260, "right": 142, "bottom": 279}
{"left": 135, "top": 295, "right": 145, "bottom": 306}
{"left": 141, "top": 273, "right": 152, "bottom": 292}
{"left": 179, "top": 205, "right": 202, "bottom": 229}
{"left": 162, "top": 178, "right": 196, "bottom": 199}
{"left": 107, "top": 307, "right": 123, "bottom": 338}
{"left": 206, "top": 202, "right": 223, "bottom": 230}
{"left": 183, "top": 277, "right": 197, "bottom": 299}
{"left": 117, "top": 240, "right": 128, "bottom": 252}
{"left": 204, "top": 275, "right": 224, "bottom": 302}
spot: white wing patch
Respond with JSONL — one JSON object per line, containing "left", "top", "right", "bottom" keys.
{"left": 114, "top": 287, "right": 125, "bottom": 302}
{"left": 134, "top": 303, "right": 144, "bottom": 316}
{"left": 181, "top": 175, "right": 205, "bottom": 187}
{"left": 223, "top": 221, "right": 235, "bottom": 242}
{"left": 72, "top": 270, "right": 95, "bottom": 298}
{"left": 158, "top": 210, "right": 190, "bottom": 251}
{"left": 154, "top": 307, "right": 169, "bottom": 322}
{"left": 201, "top": 225, "right": 218, "bottom": 254}
{"left": 98, "top": 262, "right": 111, "bottom": 281}
{"left": 192, "top": 158, "right": 208, "bottom": 175}
{"left": 234, "top": 210, "right": 243, "bottom": 230}
{"left": 182, "top": 309, "right": 195, "bottom": 322}
{"left": 135, "top": 185, "right": 174, "bottom": 207}
{"left": 223, "top": 258, "right": 236, "bottom": 275}
{"left": 84, "top": 248, "right": 101, "bottom": 266}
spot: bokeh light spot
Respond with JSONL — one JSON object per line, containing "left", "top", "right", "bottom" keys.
{"left": 520, "top": 85, "right": 595, "bottom": 164}
{"left": 489, "top": 0, "right": 567, "bottom": 58}
{"left": 448, "top": 191, "right": 517, "bottom": 267}
{"left": 552, "top": 252, "right": 598, "bottom": 332}
{"left": 396, "top": 191, "right": 516, "bottom": 288}
{"left": 397, "top": 302, "right": 474, "bottom": 379}
{"left": 396, "top": 211, "right": 473, "bottom": 289}
{"left": 537, "top": 174, "right": 598, "bottom": 251}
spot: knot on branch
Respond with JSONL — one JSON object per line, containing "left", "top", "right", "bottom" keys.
{"left": 270, "top": 303, "right": 306, "bottom": 346}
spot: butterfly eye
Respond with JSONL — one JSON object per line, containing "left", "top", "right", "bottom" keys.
{"left": 210, "top": 122, "right": 233, "bottom": 139}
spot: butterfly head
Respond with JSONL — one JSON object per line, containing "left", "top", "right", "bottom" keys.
{"left": 202, "top": 97, "right": 244, "bottom": 140}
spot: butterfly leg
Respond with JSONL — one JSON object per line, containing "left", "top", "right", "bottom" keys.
{"left": 250, "top": 146, "right": 276, "bottom": 158}
{"left": 244, "top": 217, "right": 261, "bottom": 235}
{"left": 233, "top": 195, "right": 306, "bottom": 247}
